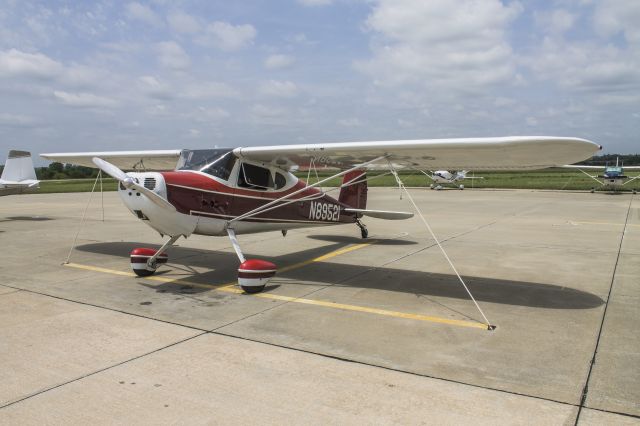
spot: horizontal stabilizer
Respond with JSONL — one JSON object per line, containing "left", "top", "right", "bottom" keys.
{"left": 344, "top": 208, "right": 413, "bottom": 220}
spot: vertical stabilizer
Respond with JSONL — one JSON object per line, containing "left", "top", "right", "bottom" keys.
{"left": 1, "top": 150, "right": 37, "bottom": 182}
{"left": 338, "top": 170, "right": 367, "bottom": 209}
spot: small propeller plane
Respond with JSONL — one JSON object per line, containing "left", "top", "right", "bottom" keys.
{"left": 42, "top": 136, "right": 600, "bottom": 293}
{"left": 0, "top": 150, "right": 40, "bottom": 196}
{"left": 563, "top": 157, "right": 640, "bottom": 193}
{"left": 420, "top": 170, "right": 482, "bottom": 190}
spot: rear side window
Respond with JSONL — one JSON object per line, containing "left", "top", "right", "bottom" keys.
{"left": 238, "top": 163, "right": 274, "bottom": 190}
{"left": 275, "top": 172, "right": 286, "bottom": 189}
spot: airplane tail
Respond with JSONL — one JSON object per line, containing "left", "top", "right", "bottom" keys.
{"left": 1, "top": 150, "right": 37, "bottom": 182}
{"left": 339, "top": 170, "right": 367, "bottom": 209}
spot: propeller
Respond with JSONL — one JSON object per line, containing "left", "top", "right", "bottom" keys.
{"left": 92, "top": 157, "right": 175, "bottom": 211}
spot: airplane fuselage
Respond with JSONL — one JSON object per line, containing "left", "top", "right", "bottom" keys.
{"left": 117, "top": 169, "right": 359, "bottom": 238}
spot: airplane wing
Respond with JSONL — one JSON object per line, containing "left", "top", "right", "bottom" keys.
{"left": 561, "top": 165, "right": 604, "bottom": 169}
{"left": 623, "top": 166, "right": 640, "bottom": 170}
{"left": 234, "top": 136, "right": 600, "bottom": 171}
{"left": 40, "top": 150, "right": 182, "bottom": 170}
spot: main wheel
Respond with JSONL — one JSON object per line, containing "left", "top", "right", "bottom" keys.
{"left": 241, "top": 285, "right": 265, "bottom": 294}
{"left": 134, "top": 267, "right": 156, "bottom": 277}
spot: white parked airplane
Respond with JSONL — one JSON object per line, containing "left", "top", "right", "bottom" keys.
{"left": 0, "top": 150, "right": 39, "bottom": 196}
{"left": 421, "top": 170, "right": 482, "bottom": 190}
{"left": 563, "top": 157, "right": 640, "bottom": 193}
{"left": 42, "top": 136, "right": 600, "bottom": 293}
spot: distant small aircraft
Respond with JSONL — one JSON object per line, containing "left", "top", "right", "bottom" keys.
{"left": 420, "top": 170, "right": 482, "bottom": 190}
{"left": 0, "top": 150, "right": 39, "bottom": 196}
{"left": 563, "top": 157, "right": 640, "bottom": 194}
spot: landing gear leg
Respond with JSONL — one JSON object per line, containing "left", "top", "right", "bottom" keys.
{"left": 356, "top": 218, "right": 368, "bottom": 239}
{"left": 147, "top": 235, "right": 180, "bottom": 270}
{"left": 227, "top": 228, "right": 276, "bottom": 294}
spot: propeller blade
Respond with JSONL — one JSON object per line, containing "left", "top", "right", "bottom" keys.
{"left": 92, "top": 157, "right": 175, "bottom": 211}
{"left": 92, "top": 157, "right": 130, "bottom": 183}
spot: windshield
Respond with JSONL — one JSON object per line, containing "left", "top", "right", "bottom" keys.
{"left": 605, "top": 167, "right": 622, "bottom": 173}
{"left": 177, "top": 149, "right": 237, "bottom": 181}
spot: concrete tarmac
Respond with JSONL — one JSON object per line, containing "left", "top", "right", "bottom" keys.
{"left": 0, "top": 188, "right": 638, "bottom": 424}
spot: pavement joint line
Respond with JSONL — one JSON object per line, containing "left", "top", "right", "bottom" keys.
{"left": 2, "top": 283, "right": 640, "bottom": 419}
{"left": 574, "top": 194, "right": 635, "bottom": 425}
{"left": 569, "top": 220, "right": 640, "bottom": 228}
{"left": 0, "top": 332, "right": 208, "bottom": 410}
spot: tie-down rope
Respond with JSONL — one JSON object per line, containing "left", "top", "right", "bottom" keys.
{"left": 389, "top": 165, "right": 495, "bottom": 330}
{"left": 65, "top": 171, "right": 103, "bottom": 264}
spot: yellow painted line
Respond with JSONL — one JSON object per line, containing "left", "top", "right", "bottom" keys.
{"left": 64, "top": 255, "right": 486, "bottom": 330}
{"left": 278, "top": 241, "right": 373, "bottom": 273}
{"left": 239, "top": 292, "right": 487, "bottom": 329}
{"left": 65, "top": 262, "right": 237, "bottom": 291}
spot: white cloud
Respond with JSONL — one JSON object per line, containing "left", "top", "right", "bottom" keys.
{"left": 156, "top": 41, "right": 190, "bottom": 70}
{"left": 53, "top": 90, "right": 117, "bottom": 108}
{"left": 198, "top": 21, "right": 256, "bottom": 51}
{"left": 167, "top": 11, "right": 200, "bottom": 34}
{"left": 259, "top": 80, "right": 298, "bottom": 98}
{"left": 184, "top": 81, "right": 239, "bottom": 99}
{"left": 138, "top": 75, "right": 175, "bottom": 100}
{"left": 593, "top": 0, "right": 640, "bottom": 43}
{"left": 251, "top": 104, "right": 285, "bottom": 118}
{"left": 297, "top": 0, "right": 333, "bottom": 6}
{"left": 535, "top": 9, "right": 575, "bottom": 35}
{"left": 0, "top": 49, "right": 62, "bottom": 79}
{"left": 265, "top": 54, "right": 295, "bottom": 69}
{"left": 125, "top": 2, "right": 161, "bottom": 27}
{"left": 338, "top": 118, "right": 362, "bottom": 127}
{"left": 359, "top": 0, "right": 522, "bottom": 91}
{"left": 0, "top": 113, "right": 37, "bottom": 127}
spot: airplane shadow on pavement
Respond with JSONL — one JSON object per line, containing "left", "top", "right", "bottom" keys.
{"left": 76, "top": 237, "right": 604, "bottom": 310}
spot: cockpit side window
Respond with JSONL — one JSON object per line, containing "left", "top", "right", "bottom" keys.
{"left": 238, "top": 163, "right": 274, "bottom": 190}
{"left": 200, "top": 152, "right": 237, "bottom": 181}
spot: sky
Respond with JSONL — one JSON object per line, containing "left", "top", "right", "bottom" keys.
{"left": 0, "top": 0, "right": 639, "bottom": 165}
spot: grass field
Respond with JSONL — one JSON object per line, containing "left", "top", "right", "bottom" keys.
{"left": 36, "top": 169, "right": 640, "bottom": 193}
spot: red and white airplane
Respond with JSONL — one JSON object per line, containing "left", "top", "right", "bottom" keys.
{"left": 42, "top": 136, "right": 600, "bottom": 293}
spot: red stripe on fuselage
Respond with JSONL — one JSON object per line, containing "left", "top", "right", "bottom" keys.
{"left": 161, "top": 171, "right": 322, "bottom": 200}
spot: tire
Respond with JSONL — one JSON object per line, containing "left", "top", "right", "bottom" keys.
{"left": 361, "top": 227, "right": 369, "bottom": 239}
{"left": 241, "top": 285, "right": 265, "bottom": 294}
{"left": 133, "top": 268, "right": 155, "bottom": 277}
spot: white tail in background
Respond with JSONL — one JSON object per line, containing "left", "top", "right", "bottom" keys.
{"left": 1, "top": 150, "right": 37, "bottom": 183}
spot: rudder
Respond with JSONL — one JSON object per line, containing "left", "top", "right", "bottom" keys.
{"left": 339, "top": 170, "right": 367, "bottom": 209}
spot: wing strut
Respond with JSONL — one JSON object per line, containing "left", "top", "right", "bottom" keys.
{"left": 388, "top": 162, "right": 495, "bottom": 331}
{"left": 574, "top": 168, "right": 604, "bottom": 186}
